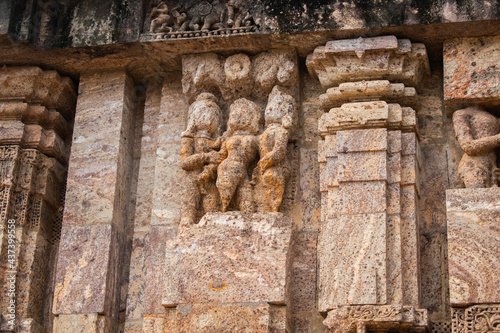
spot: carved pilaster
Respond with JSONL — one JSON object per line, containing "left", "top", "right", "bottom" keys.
{"left": 307, "top": 36, "right": 430, "bottom": 332}
{"left": 0, "top": 67, "right": 75, "bottom": 332}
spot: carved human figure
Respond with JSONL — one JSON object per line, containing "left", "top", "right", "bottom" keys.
{"left": 180, "top": 93, "right": 223, "bottom": 225}
{"left": 252, "top": 86, "right": 296, "bottom": 212}
{"left": 453, "top": 107, "right": 500, "bottom": 188}
{"left": 149, "top": 1, "right": 173, "bottom": 33}
{"left": 216, "top": 98, "right": 262, "bottom": 212}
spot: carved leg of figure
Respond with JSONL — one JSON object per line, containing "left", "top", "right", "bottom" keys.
{"left": 458, "top": 152, "right": 496, "bottom": 188}
{"left": 216, "top": 161, "right": 246, "bottom": 212}
{"left": 235, "top": 177, "right": 254, "bottom": 213}
{"left": 181, "top": 173, "right": 200, "bottom": 225}
{"left": 263, "top": 168, "right": 286, "bottom": 212}
{"left": 201, "top": 181, "right": 221, "bottom": 214}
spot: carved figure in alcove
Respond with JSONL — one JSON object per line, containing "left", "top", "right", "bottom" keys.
{"left": 252, "top": 86, "right": 297, "bottom": 212}
{"left": 216, "top": 98, "right": 262, "bottom": 212}
{"left": 180, "top": 93, "right": 224, "bottom": 225}
{"left": 453, "top": 107, "right": 500, "bottom": 188}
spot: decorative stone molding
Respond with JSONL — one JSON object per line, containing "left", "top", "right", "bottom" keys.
{"left": 452, "top": 305, "right": 500, "bottom": 333}
{"left": 306, "top": 36, "right": 430, "bottom": 90}
{"left": 323, "top": 305, "right": 428, "bottom": 333}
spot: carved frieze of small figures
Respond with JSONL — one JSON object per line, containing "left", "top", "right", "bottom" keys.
{"left": 180, "top": 86, "right": 297, "bottom": 225}
{"left": 148, "top": 0, "right": 256, "bottom": 38}
{"left": 453, "top": 107, "right": 500, "bottom": 188}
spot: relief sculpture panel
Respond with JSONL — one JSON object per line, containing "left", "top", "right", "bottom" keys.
{"left": 179, "top": 50, "right": 298, "bottom": 225}
{"left": 146, "top": 0, "right": 257, "bottom": 39}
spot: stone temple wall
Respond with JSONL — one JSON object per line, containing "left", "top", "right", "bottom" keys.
{"left": 0, "top": 1, "right": 499, "bottom": 332}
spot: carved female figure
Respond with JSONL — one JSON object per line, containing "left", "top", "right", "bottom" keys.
{"left": 252, "top": 85, "right": 297, "bottom": 212}
{"left": 180, "top": 93, "right": 223, "bottom": 225}
{"left": 453, "top": 107, "right": 500, "bottom": 188}
{"left": 216, "top": 98, "right": 261, "bottom": 212}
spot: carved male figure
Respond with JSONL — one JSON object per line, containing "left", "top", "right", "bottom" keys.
{"left": 216, "top": 98, "right": 261, "bottom": 212}
{"left": 252, "top": 86, "right": 296, "bottom": 212}
{"left": 180, "top": 93, "right": 223, "bottom": 225}
{"left": 453, "top": 107, "right": 500, "bottom": 188}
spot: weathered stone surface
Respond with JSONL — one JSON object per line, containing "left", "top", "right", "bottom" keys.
{"left": 164, "top": 303, "right": 286, "bottom": 333}
{"left": 53, "top": 314, "right": 112, "bottom": 333}
{"left": 444, "top": 35, "right": 500, "bottom": 108}
{"left": 447, "top": 188, "right": 500, "bottom": 305}
{"left": 63, "top": 70, "right": 134, "bottom": 228}
{"left": 163, "top": 212, "right": 293, "bottom": 306}
{"left": 53, "top": 224, "right": 120, "bottom": 315}
{"left": 291, "top": 232, "right": 318, "bottom": 313}
{"left": 319, "top": 213, "right": 387, "bottom": 311}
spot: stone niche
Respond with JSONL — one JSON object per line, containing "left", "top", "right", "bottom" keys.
{"left": 127, "top": 48, "right": 301, "bottom": 332}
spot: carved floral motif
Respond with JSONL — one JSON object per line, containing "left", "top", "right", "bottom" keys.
{"left": 452, "top": 305, "right": 500, "bottom": 333}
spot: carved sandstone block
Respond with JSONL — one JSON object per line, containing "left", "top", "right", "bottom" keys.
{"left": 53, "top": 314, "right": 112, "bottom": 333}
{"left": 444, "top": 35, "right": 500, "bottom": 109}
{"left": 164, "top": 303, "right": 286, "bottom": 333}
{"left": 319, "top": 212, "right": 387, "bottom": 311}
{"left": 163, "top": 212, "right": 293, "bottom": 306}
{"left": 447, "top": 188, "right": 500, "bottom": 305}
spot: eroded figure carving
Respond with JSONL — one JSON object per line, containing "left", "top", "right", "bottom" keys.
{"left": 453, "top": 107, "right": 500, "bottom": 188}
{"left": 226, "top": 0, "right": 253, "bottom": 27}
{"left": 180, "top": 93, "right": 223, "bottom": 225}
{"left": 149, "top": 2, "right": 173, "bottom": 33}
{"left": 216, "top": 98, "right": 261, "bottom": 212}
{"left": 253, "top": 86, "right": 296, "bottom": 212}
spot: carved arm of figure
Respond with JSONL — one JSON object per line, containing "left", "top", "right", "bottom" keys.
{"left": 453, "top": 108, "right": 500, "bottom": 156}
{"left": 180, "top": 137, "right": 222, "bottom": 171}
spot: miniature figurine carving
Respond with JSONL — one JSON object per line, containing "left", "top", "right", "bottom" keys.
{"left": 216, "top": 98, "right": 262, "bottom": 212}
{"left": 453, "top": 107, "right": 500, "bottom": 188}
{"left": 226, "top": 0, "right": 253, "bottom": 27}
{"left": 180, "top": 93, "right": 223, "bottom": 225}
{"left": 149, "top": 1, "right": 173, "bottom": 33}
{"left": 252, "top": 86, "right": 297, "bottom": 212}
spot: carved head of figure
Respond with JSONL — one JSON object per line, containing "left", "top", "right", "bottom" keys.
{"left": 182, "top": 92, "right": 222, "bottom": 139}
{"left": 264, "top": 85, "right": 297, "bottom": 129}
{"left": 226, "top": 98, "right": 262, "bottom": 136}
